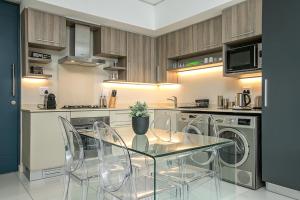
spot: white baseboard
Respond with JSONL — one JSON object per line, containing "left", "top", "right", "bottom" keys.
{"left": 266, "top": 182, "right": 300, "bottom": 200}
{"left": 18, "top": 164, "right": 24, "bottom": 173}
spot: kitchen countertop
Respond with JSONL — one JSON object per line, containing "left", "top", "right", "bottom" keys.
{"left": 22, "top": 105, "right": 261, "bottom": 115}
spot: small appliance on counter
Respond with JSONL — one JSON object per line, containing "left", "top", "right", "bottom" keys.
{"left": 217, "top": 96, "right": 230, "bottom": 109}
{"left": 195, "top": 99, "right": 209, "bottom": 108}
{"left": 108, "top": 90, "right": 117, "bottom": 108}
{"left": 253, "top": 96, "right": 262, "bottom": 109}
{"left": 233, "top": 90, "right": 252, "bottom": 110}
{"left": 45, "top": 93, "right": 56, "bottom": 109}
{"left": 178, "top": 99, "right": 209, "bottom": 109}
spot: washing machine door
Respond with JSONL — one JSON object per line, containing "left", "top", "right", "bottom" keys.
{"left": 183, "top": 119, "right": 215, "bottom": 166}
{"left": 218, "top": 128, "right": 249, "bottom": 168}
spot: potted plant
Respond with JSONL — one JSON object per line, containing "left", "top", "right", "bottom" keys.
{"left": 129, "top": 101, "right": 150, "bottom": 135}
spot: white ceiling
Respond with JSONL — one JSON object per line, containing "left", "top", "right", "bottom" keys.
{"left": 138, "top": 0, "right": 166, "bottom": 6}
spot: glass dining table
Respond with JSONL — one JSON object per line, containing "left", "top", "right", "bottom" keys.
{"left": 81, "top": 127, "right": 236, "bottom": 200}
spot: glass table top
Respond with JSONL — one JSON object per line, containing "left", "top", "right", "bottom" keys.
{"left": 81, "top": 127, "right": 233, "bottom": 158}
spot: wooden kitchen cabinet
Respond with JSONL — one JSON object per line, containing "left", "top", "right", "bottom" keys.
{"left": 94, "top": 26, "right": 127, "bottom": 57}
{"left": 222, "top": 0, "right": 262, "bottom": 43}
{"left": 156, "top": 35, "right": 178, "bottom": 83}
{"left": 26, "top": 8, "right": 66, "bottom": 50}
{"left": 179, "top": 25, "right": 194, "bottom": 56}
{"left": 193, "top": 16, "right": 222, "bottom": 52}
{"left": 127, "top": 32, "right": 156, "bottom": 83}
{"left": 167, "top": 25, "right": 193, "bottom": 58}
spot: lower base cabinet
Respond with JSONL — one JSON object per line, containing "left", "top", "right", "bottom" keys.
{"left": 110, "top": 110, "right": 154, "bottom": 128}
{"left": 22, "top": 111, "right": 70, "bottom": 180}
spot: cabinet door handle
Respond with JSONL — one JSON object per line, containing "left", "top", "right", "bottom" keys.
{"left": 156, "top": 66, "right": 160, "bottom": 83}
{"left": 264, "top": 79, "right": 268, "bottom": 107}
{"left": 11, "top": 64, "right": 16, "bottom": 97}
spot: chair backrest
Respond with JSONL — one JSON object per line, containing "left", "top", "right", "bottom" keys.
{"left": 184, "top": 114, "right": 219, "bottom": 166}
{"left": 150, "top": 112, "right": 173, "bottom": 141}
{"left": 150, "top": 112, "right": 172, "bottom": 131}
{"left": 184, "top": 114, "right": 219, "bottom": 137}
{"left": 58, "top": 116, "right": 84, "bottom": 173}
{"left": 93, "top": 121, "right": 133, "bottom": 193}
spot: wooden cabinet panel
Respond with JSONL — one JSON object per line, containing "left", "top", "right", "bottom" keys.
{"left": 193, "top": 16, "right": 222, "bottom": 52}
{"left": 143, "top": 36, "right": 156, "bottom": 83}
{"left": 127, "top": 32, "right": 156, "bottom": 83}
{"left": 127, "top": 32, "right": 143, "bottom": 82}
{"left": 167, "top": 30, "right": 180, "bottom": 58}
{"left": 26, "top": 8, "right": 66, "bottom": 50}
{"left": 167, "top": 25, "right": 193, "bottom": 58}
{"left": 222, "top": 0, "right": 262, "bottom": 43}
{"left": 94, "top": 26, "right": 127, "bottom": 57}
{"left": 179, "top": 25, "right": 194, "bottom": 56}
{"left": 156, "top": 35, "right": 178, "bottom": 83}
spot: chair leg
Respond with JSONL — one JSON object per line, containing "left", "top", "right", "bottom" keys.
{"left": 97, "top": 187, "right": 105, "bottom": 200}
{"left": 213, "top": 175, "right": 221, "bottom": 200}
{"left": 81, "top": 179, "right": 89, "bottom": 200}
{"left": 63, "top": 173, "right": 71, "bottom": 200}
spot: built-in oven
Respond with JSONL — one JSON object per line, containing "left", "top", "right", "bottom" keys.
{"left": 71, "top": 116, "right": 110, "bottom": 158}
{"left": 225, "top": 43, "right": 262, "bottom": 73}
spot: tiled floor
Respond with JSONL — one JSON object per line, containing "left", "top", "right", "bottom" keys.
{"left": 0, "top": 172, "right": 295, "bottom": 200}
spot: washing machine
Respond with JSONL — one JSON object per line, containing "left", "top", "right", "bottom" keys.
{"left": 177, "top": 112, "right": 215, "bottom": 167}
{"left": 212, "top": 114, "right": 263, "bottom": 189}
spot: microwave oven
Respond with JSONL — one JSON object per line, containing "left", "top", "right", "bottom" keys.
{"left": 225, "top": 43, "right": 262, "bottom": 73}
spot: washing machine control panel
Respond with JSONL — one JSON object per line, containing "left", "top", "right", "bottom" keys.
{"left": 213, "top": 115, "right": 256, "bottom": 128}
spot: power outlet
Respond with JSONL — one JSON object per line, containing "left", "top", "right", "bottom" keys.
{"left": 39, "top": 87, "right": 49, "bottom": 96}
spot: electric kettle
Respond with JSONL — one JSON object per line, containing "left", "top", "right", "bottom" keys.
{"left": 235, "top": 90, "right": 251, "bottom": 108}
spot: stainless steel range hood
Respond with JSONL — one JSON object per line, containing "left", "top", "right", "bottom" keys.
{"left": 58, "top": 24, "right": 105, "bottom": 67}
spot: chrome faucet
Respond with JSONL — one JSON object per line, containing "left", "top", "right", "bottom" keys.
{"left": 167, "top": 96, "right": 178, "bottom": 108}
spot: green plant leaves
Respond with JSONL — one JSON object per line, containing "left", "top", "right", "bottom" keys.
{"left": 129, "top": 101, "right": 149, "bottom": 117}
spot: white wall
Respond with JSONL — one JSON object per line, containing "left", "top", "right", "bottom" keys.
{"left": 155, "top": 0, "right": 245, "bottom": 34}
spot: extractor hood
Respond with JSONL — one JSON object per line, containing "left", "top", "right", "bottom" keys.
{"left": 58, "top": 24, "right": 105, "bottom": 67}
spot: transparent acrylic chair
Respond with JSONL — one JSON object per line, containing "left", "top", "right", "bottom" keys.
{"left": 149, "top": 111, "right": 174, "bottom": 142}
{"left": 157, "top": 114, "right": 222, "bottom": 200}
{"left": 93, "top": 121, "right": 179, "bottom": 200}
{"left": 58, "top": 116, "right": 99, "bottom": 200}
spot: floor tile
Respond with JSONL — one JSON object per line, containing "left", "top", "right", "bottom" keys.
{"left": 0, "top": 172, "right": 296, "bottom": 200}
{"left": 0, "top": 173, "right": 32, "bottom": 200}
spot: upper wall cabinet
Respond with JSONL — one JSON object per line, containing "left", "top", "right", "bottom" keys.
{"left": 167, "top": 25, "right": 193, "bottom": 58}
{"left": 156, "top": 35, "right": 178, "bottom": 83}
{"left": 127, "top": 32, "right": 156, "bottom": 83}
{"left": 94, "top": 26, "right": 127, "bottom": 57}
{"left": 222, "top": 0, "right": 262, "bottom": 44}
{"left": 193, "top": 16, "right": 222, "bottom": 52}
{"left": 26, "top": 8, "right": 66, "bottom": 50}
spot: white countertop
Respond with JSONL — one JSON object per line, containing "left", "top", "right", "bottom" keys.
{"left": 21, "top": 105, "right": 261, "bottom": 114}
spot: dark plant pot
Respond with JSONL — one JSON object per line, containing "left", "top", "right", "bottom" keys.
{"left": 132, "top": 116, "right": 149, "bottom": 135}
